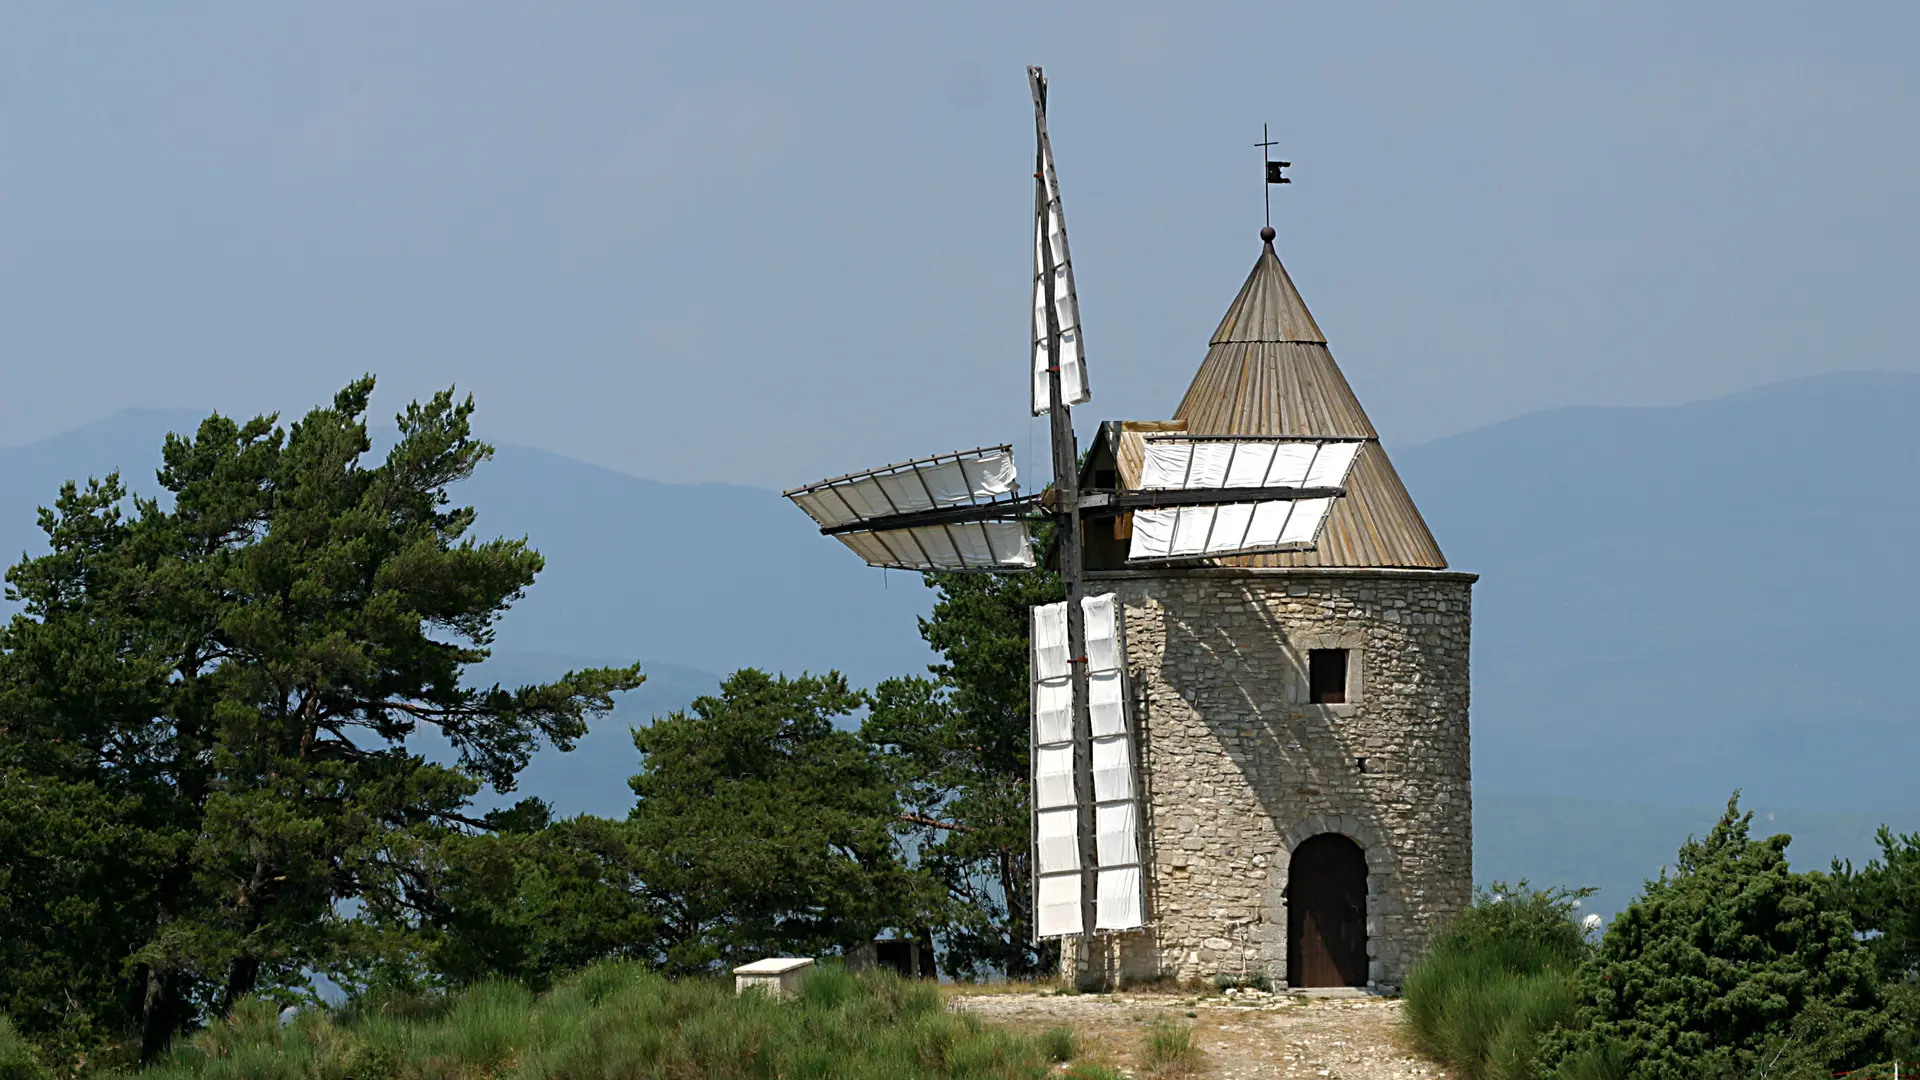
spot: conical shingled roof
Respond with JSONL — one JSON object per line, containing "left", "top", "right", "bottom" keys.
{"left": 1209, "top": 243, "right": 1327, "bottom": 346}
{"left": 1170, "top": 237, "right": 1447, "bottom": 570}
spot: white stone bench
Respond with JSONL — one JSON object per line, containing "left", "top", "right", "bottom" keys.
{"left": 732, "top": 957, "right": 815, "bottom": 999}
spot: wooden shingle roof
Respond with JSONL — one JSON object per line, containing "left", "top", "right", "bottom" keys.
{"left": 1159, "top": 237, "right": 1448, "bottom": 570}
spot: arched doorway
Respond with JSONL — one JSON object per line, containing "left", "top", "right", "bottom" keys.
{"left": 1286, "top": 833, "right": 1368, "bottom": 987}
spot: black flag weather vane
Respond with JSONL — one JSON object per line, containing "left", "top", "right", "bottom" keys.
{"left": 1257, "top": 122, "right": 1290, "bottom": 228}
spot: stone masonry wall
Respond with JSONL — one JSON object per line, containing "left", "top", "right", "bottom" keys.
{"left": 1088, "top": 569, "right": 1474, "bottom": 990}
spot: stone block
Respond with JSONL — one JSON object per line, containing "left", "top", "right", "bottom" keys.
{"left": 733, "top": 957, "right": 815, "bottom": 999}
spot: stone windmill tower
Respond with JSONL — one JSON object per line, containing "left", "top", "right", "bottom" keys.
{"left": 1078, "top": 226, "right": 1476, "bottom": 991}
{"left": 783, "top": 72, "right": 1472, "bottom": 991}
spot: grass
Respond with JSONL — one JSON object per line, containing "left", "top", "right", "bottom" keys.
{"left": 1405, "top": 959, "right": 1579, "bottom": 1080}
{"left": 0, "top": 1017, "right": 49, "bottom": 1080}
{"left": 1210, "top": 972, "right": 1272, "bottom": 994}
{"left": 1058, "top": 1067, "right": 1125, "bottom": 1080}
{"left": 1036, "top": 1027, "right": 1076, "bottom": 1063}
{"left": 1137, "top": 1018, "right": 1202, "bottom": 1079}
{"left": 112, "top": 963, "right": 1084, "bottom": 1080}
{"left": 1402, "top": 882, "right": 1592, "bottom": 1080}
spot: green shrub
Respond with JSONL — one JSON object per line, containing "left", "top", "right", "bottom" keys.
{"left": 1538, "top": 796, "right": 1891, "bottom": 1080}
{"left": 0, "top": 1018, "right": 48, "bottom": 1080}
{"left": 1402, "top": 881, "right": 1592, "bottom": 1080}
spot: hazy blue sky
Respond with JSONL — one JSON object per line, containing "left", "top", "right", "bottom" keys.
{"left": 2, "top": 3, "right": 1914, "bottom": 487}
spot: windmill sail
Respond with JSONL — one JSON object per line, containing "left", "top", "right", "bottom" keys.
{"left": 1031, "top": 593, "right": 1145, "bottom": 937}
{"left": 1030, "top": 598, "right": 1081, "bottom": 938}
{"left": 1030, "top": 70, "right": 1090, "bottom": 416}
{"left": 788, "top": 70, "right": 1142, "bottom": 965}
{"left": 1125, "top": 437, "right": 1363, "bottom": 562}
{"left": 785, "top": 446, "right": 1037, "bottom": 572}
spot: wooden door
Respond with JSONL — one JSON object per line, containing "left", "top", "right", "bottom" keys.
{"left": 1286, "top": 833, "right": 1368, "bottom": 988}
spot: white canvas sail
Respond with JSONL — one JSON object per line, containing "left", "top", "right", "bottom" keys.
{"left": 1030, "top": 599, "right": 1081, "bottom": 937}
{"left": 784, "top": 446, "right": 1037, "bottom": 572}
{"left": 1030, "top": 593, "right": 1146, "bottom": 938}
{"left": 1082, "top": 593, "right": 1146, "bottom": 931}
{"left": 1029, "top": 70, "right": 1090, "bottom": 416}
{"left": 1127, "top": 439, "right": 1364, "bottom": 562}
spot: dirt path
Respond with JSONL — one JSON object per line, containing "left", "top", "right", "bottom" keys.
{"left": 951, "top": 989, "right": 1448, "bottom": 1080}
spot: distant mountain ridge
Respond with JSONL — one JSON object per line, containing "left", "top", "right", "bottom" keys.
{"left": 5, "top": 372, "right": 1917, "bottom": 894}
{"left": 0, "top": 408, "right": 939, "bottom": 689}
{"left": 1395, "top": 369, "right": 1920, "bottom": 812}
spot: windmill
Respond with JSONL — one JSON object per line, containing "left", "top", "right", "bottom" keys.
{"left": 783, "top": 68, "right": 1362, "bottom": 985}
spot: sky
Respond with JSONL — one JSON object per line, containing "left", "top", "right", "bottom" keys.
{"left": 1, "top": 3, "right": 1914, "bottom": 487}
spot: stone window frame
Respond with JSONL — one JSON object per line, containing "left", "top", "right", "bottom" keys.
{"left": 1290, "top": 631, "right": 1365, "bottom": 716}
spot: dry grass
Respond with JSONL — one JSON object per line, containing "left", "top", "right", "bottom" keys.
{"left": 938, "top": 979, "right": 1068, "bottom": 998}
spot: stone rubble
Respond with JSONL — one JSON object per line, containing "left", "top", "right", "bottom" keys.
{"left": 952, "top": 990, "right": 1448, "bottom": 1080}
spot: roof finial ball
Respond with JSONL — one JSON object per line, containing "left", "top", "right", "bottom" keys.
{"left": 1260, "top": 225, "right": 1277, "bottom": 245}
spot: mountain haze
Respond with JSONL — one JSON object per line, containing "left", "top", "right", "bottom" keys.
{"left": 1397, "top": 370, "right": 1920, "bottom": 812}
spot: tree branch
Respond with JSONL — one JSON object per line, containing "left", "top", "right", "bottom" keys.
{"left": 427, "top": 807, "right": 499, "bottom": 831}
{"left": 897, "top": 813, "right": 971, "bottom": 833}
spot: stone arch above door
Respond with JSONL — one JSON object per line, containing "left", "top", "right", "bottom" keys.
{"left": 1278, "top": 814, "right": 1394, "bottom": 875}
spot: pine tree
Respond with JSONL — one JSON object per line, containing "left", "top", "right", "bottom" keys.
{"left": 626, "top": 669, "right": 935, "bottom": 973}
{"left": 0, "top": 380, "right": 639, "bottom": 1057}
{"left": 1542, "top": 796, "right": 1889, "bottom": 1080}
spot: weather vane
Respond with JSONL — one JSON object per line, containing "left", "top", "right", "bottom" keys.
{"left": 1257, "top": 123, "right": 1290, "bottom": 230}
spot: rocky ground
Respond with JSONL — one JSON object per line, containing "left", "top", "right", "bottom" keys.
{"left": 949, "top": 987, "right": 1448, "bottom": 1080}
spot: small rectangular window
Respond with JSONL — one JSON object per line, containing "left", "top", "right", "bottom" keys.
{"left": 1309, "top": 649, "right": 1348, "bottom": 704}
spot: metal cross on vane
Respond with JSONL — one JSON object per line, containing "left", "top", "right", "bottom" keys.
{"left": 783, "top": 69, "right": 1362, "bottom": 988}
{"left": 1258, "top": 122, "right": 1290, "bottom": 227}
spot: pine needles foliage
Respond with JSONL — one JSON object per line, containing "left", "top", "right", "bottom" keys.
{"left": 114, "top": 963, "right": 1067, "bottom": 1080}
{"left": 0, "top": 381, "right": 641, "bottom": 1058}
{"left": 1831, "top": 827, "right": 1920, "bottom": 1059}
{"left": 1408, "top": 799, "right": 1899, "bottom": 1080}
{"left": 1537, "top": 796, "right": 1892, "bottom": 1080}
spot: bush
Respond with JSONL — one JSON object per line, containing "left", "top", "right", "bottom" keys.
{"left": 120, "top": 961, "right": 1070, "bottom": 1080}
{"left": 1402, "top": 881, "right": 1592, "bottom": 1080}
{"left": 1538, "top": 796, "right": 1891, "bottom": 1080}
{"left": 0, "top": 1018, "right": 49, "bottom": 1080}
